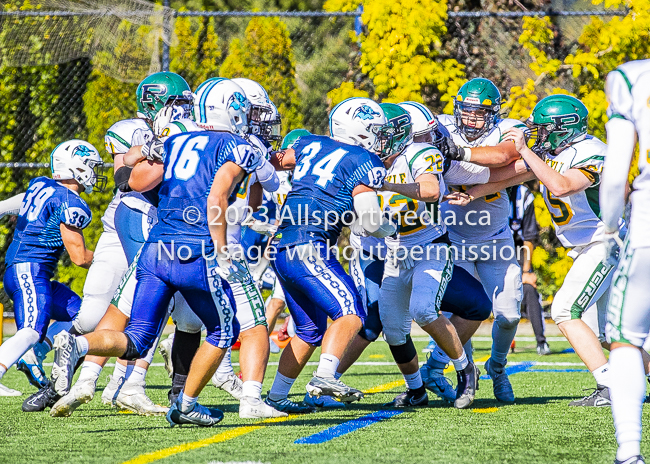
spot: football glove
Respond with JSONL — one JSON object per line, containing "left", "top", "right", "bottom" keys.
{"left": 241, "top": 215, "right": 278, "bottom": 238}
{"left": 438, "top": 137, "right": 470, "bottom": 162}
{"left": 141, "top": 138, "right": 165, "bottom": 163}
{"left": 603, "top": 231, "right": 624, "bottom": 267}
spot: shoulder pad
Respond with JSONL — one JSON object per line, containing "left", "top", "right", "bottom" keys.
{"left": 159, "top": 119, "right": 203, "bottom": 141}
{"left": 105, "top": 119, "right": 153, "bottom": 156}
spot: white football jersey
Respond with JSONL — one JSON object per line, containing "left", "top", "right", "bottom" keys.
{"left": 270, "top": 171, "right": 292, "bottom": 221}
{"left": 606, "top": 59, "right": 650, "bottom": 248}
{"left": 438, "top": 115, "right": 526, "bottom": 243}
{"left": 158, "top": 118, "right": 203, "bottom": 141}
{"left": 541, "top": 135, "right": 613, "bottom": 248}
{"left": 379, "top": 142, "right": 446, "bottom": 250}
{"left": 102, "top": 118, "right": 154, "bottom": 233}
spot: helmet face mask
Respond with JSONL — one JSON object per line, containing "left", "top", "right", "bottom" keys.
{"left": 378, "top": 103, "right": 412, "bottom": 159}
{"left": 453, "top": 78, "right": 502, "bottom": 140}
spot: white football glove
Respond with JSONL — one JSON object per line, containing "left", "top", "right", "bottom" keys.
{"left": 153, "top": 105, "right": 187, "bottom": 137}
{"left": 349, "top": 219, "right": 368, "bottom": 237}
{"left": 603, "top": 231, "right": 624, "bottom": 267}
{"left": 141, "top": 138, "right": 165, "bottom": 163}
{"left": 241, "top": 215, "right": 278, "bottom": 237}
{"left": 214, "top": 255, "right": 250, "bottom": 283}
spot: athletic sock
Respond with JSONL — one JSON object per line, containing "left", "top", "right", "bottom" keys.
{"left": 215, "top": 348, "right": 234, "bottom": 381}
{"left": 171, "top": 330, "right": 201, "bottom": 377}
{"left": 178, "top": 391, "right": 197, "bottom": 413}
{"left": 316, "top": 353, "right": 340, "bottom": 379}
{"left": 464, "top": 340, "right": 474, "bottom": 364}
{"left": 610, "top": 347, "right": 644, "bottom": 462}
{"left": 268, "top": 372, "right": 296, "bottom": 401}
{"left": 242, "top": 380, "right": 263, "bottom": 400}
{"left": 451, "top": 351, "right": 469, "bottom": 372}
{"left": 491, "top": 319, "right": 516, "bottom": 366}
{"left": 592, "top": 363, "right": 611, "bottom": 388}
{"left": 76, "top": 336, "right": 89, "bottom": 356}
{"left": 112, "top": 361, "right": 128, "bottom": 381}
{"left": 0, "top": 365, "right": 6, "bottom": 379}
{"left": 128, "top": 365, "right": 147, "bottom": 383}
{"left": 77, "top": 361, "right": 103, "bottom": 382}
{"left": 404, "top": 371, "right": 423, "bottom": 390}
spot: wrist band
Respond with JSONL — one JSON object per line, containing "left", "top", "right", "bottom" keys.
{"left": 461, "top": 147, "right": 472, "bottom": 163}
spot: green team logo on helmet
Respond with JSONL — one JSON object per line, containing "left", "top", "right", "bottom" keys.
{"left": 527, "top": 94, "right": 588, "bottom": 155}
{"left": 378, "top": 103, "right": 413, "bottom": 159}
{"left": 136, "top": 72, "right": 192, "bottom": 121}
{"left": 281, "top": 129, "right": 311, "bottom": 150}
{"left": 454, "top": 78, "right": 502, "bottom": 140}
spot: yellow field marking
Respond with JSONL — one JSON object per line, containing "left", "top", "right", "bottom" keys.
{"left": 362, "top": 379, "right": 405, "bottom": 394}
{"left": 472, "top": 407, "right": 498, "bottom": 413}
{"left": 444, "top": 354, "right": 490, "bottom": 373}
{"left": 121, "top": 416, "right": 290, "bottom": 464}
{"left": 369, "top": 354, "right": 385, "bottom": 359}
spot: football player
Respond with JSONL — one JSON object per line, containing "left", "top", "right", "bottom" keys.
{"left": 452, "top": 94, "right": 638, "bottom": 407}
{"left": 50, "top": 78, "right": 277, "bottom": 427}
{"left": 263, "top": 98, "right": 396, "bottom": 413}
{"left": 602, "top": 59, "right": 650, "bottom": 464}
{"left": 0, "top": 140, "right": 103, "bottom": 397}
{"left": 436, "top": 78, "right": 525, "bottom": 403}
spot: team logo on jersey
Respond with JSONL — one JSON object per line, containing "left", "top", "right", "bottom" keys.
{"left": 353, "top": 105, "right": 381, "bottom": 121}
{"left": 547, "top": 113, "right": 579, "bottom": 130}
{"left": 141, "top": 84, "right": 168, "bottom": 104}
{"left": 72, "top": 145, "right": 95, "bottom": 158}
{"left": 228, "top": 92, "right": 247, "bottom": 111}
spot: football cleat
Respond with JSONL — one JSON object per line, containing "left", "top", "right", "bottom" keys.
{"left": 454, "top": 363, "right": 477, "bottom": 409}
{"left": 115, "top": 380, "right": 168, "bottom": 416}
{"left": 49, "top": 378, "right": 95, "bottom": 417}
{"left": 158, "top": 334, "right": 174, "bottom": 378}
{"left": 264, "top": 396, "right": 315, "bottom": 414}
{"left": 166, "top": 401, "right": 224, "bottom": 427}
{"left": 211, "top": 372, "right": 244, "bottom": 400}
{"left": 303, "top": 392, "right": 346, "bottom": 409}
{"left": 420, "top": 364, "right": 456, "bottom": 403}
{"left": 0, "top": 382, "right": 22, "bottom": 397}
{"left": 615, "top": 455, "right": 645, "bottom": 464}
{"left": 386, "top": 388, "right": 429, "bottom": 408}
{"left": 537, "top": 342, "right": 551, "bottom": 356}
{"left": 422, "top": 340, "right": 437, "bottom": 353}
{"left": 16, "top": 348, "right": 48, "bottom": 389}
{"left": 306, "top": 373, "right": 363, "bottom": 403}
{"left": 569, "top": 384, "right": 611, "bottom": 407}
{"left": 239, "top": 396, "right": 288, "bottom": 418}
{"left": 51, "top": 332, "right": 83, "bottom": 395}
{"left": 485, "top": 358, "right": 515, "bottom": 403}
{"left": 22, "top": 383, "right": 58, "bottom": 410}
{"left": 101, "top": 375, "right": 126, "bottom": 406}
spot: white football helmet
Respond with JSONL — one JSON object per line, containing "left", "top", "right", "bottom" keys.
{"left": 231, "top": 78, "right": 280, "bottom": 141}
{"left": 50, "top": 140, "right": 106, "bottom": 193}
{"left": 329, "top": 98, "right": 387, "bottom": 151}
{"left": 193, "top": 78, "right": 250, "bottom": 136}
{"left": 399, "top": 101, "right": 448, "bottom": 145}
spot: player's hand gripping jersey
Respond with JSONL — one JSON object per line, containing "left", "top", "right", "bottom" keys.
{"left": 438, "top": 115, "right": 527, "bottom": 242}
{"left": 541, "top": 136, "right": 615, "bottom": 248}
{"left": 277, "top": 135, "right": 386, "bottom": 248}
{"left": 6, "top": 177, "right": 91, "bottom": 276}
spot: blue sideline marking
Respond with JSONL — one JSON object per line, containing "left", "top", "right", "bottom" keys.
{"left": 560, "top": 348, "right": 576, "bottom": 354}
{"left": 530, "top": 369, "right": 589, "bottom": 373}
{"left": 480, "top": 361, "right": 535, "bottom": 380}
{"left": 295, "top": 410, "right": 404, "bottom": 445}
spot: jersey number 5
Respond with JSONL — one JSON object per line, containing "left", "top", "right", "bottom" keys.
{"left": 293, "top": 142, "right": 347, "bottom": 188}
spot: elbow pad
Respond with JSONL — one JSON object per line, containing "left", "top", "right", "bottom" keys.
{"left": 255, "top": 158, "right": 280, "bottom": 192}
{"left": 0, "top": 193, "right": 25, "bottom": 219}
{"left": 114, "top": 166, "right": 133, "bottom": 192}
{"left": 353, "top": 191, "right": 395, "bottom": 236}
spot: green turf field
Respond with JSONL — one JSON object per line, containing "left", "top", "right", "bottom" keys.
{"left": 1, "top": 335, "right": 648, "bottom": 464}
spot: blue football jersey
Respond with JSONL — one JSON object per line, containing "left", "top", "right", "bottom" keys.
{"left": 6, "top": 176, "right": 92, "bottom": 276}
{"left": 148, "top": 131, "right": 261, "bottom": 257}
{"left": 277, "top": 135, "right": 386, "bottom": 248}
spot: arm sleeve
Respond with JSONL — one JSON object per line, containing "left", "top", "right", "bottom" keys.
{"left": 254, "top": 157, "right": 280, "bottom": 192}
{"left": 444, "top": 161, "right": 490, "bottom": 186}
{"left": 353, "top": 191, "right": 395, "bottom": 238}
{"left": 0, "top": 193, "right": 25, "bottom": 219}
{"left": 521, "top": 199, "right": 539, "bottom": 242}
{"left": 114, "top": 166, "right": 133, "bottom": 192}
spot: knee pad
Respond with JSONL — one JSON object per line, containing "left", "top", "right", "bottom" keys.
{"left": 359, "top": 302, "right": 382, "bottom": 342}
{"left": 388, "top": 335, "right": 417, "bottom": 364}
{"left": 120, "top": 335, "right": 143, "bottom": 361}
{"left": 72, "top": 304, "right": 108, "bottom": 335}
{"left": 494, "top": 312, "right": 521, "bottom": 330}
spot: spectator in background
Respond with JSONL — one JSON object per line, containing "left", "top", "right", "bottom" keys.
{"left": 509, "top": 182, "right": 551, "bottom": 355}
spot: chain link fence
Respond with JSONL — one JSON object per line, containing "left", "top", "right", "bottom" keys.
{"left": 0, "top": 7, "right": 625, "bottom": 312}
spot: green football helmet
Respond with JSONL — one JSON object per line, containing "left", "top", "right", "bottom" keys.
{"left": 281, "top": 129, "right": 311, "bottom": 150}
{"left": 454, "top": 78, "right": 502, "bottom": 140}
{"left": 378, "top": 103, "right": 413, "bottom": 159}
{"left": 136, "top": 72, "right": 192, "bottom": 121}
{"left": 527, "top": 94, "right": 588, "bottom": 155}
